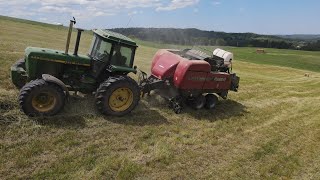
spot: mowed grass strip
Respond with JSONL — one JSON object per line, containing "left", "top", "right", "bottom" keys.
{"left": 1, "top": 16, "right": 320, "bottom": 179}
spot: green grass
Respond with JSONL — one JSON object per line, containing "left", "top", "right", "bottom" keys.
{"left": 229, "top": 47, "right": 320, "bottom": 73}
{"left": 1, "top": 16, "right": 320, "bottom": 179}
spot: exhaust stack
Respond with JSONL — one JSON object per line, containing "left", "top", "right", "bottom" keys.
{"left": 73, "top": 28, "right": 84, "bottom": 56}
{"left": 65, "top": 17, "right": 76, "bottom": 54}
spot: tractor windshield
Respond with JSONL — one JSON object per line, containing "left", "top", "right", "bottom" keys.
{"left": 89, "top": 35, "right": 112, "bottom": 62}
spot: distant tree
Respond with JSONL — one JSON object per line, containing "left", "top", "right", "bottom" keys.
{"left": 216, "top": 38, "right": 226, "bottom": 46}
{"left": 209, "top": 39, "right": 216, "bottom": 45}
{"left": 301, "top": 40, "right": 320, "bottom": 51}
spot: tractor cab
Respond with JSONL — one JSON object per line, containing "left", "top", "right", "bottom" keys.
{"left": 89, "top": 29, "right": 138, "bottom": 78}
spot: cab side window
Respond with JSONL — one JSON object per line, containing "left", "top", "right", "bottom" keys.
{"left": 97, "top": 41, "right": 112, "bottom": 62}
{"left": 90, "top": 36, "right": 112, "bottom": 62}
{"left": 99, "top": 41, "right": 112, "bottom": 55}
{"left": 110, "top": 46, "right": 133, "bottom": 67}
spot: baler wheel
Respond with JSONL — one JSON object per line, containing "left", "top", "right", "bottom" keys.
{"left": 173, "top": 105, "right": 182, "bottom": 114}
{"left": 189, "top": 95, "right": 206, "bottom": 110}
{"left": 19, "top": 79, "right": 65, "bottom": 117}
{"left": 169, "top": 97, "right": 183, "bottom": 114}
{"left": 205, "top": 94, "right": 218, "bottom": 109}
{"left": 95, "top": 76, "right": 140, "bottom": 116}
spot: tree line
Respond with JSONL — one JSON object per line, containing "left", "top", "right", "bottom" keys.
{"left": 300, "top": 40, "right": 320, "bottom": 51}
{"left": 111, "top": 28, "right": 296, "bottom": 50}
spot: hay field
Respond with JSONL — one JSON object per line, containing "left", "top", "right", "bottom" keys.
{"left": 1, "top": 16, "right": 320, "bottom": 179}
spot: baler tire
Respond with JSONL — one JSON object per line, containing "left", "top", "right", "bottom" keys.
{"left": 189, "top": 95, "right": 206, "bottom": 110}
{"left": 95, "top": 76, "right": 140, "bottom": 116}
{"left": 205, "top": 94, "right": 218, "bottom": 109}
{"left": 19, "top": 79, "right": 65, "bottom": 117}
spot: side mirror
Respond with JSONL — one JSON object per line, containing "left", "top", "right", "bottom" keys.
{"left": 133, "top": 65, "right": 137, "bottom": 70}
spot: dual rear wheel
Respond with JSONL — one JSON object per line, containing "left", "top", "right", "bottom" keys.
{"left": 188, "top": 94, "right": 218, "bottom": 110}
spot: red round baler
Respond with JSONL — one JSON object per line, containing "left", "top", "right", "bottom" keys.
{"left": 139, "top": 49, "right": 240, "bottom": 113}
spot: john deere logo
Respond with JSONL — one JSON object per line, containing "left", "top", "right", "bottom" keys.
{"left": 30, "top": 56, "right": 90, "bottom": 67}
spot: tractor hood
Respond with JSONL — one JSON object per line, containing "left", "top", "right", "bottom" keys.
{"left": 25, "top": 47, "right": 91, "bottom": 67}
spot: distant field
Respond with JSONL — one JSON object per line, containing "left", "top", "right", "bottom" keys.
{"left": 228, "top": 47, "right": 320, "bottom": 73}
{"left": 1, "top": 16, "right": 320, "bottom": 179}
{"left": 136, "top": 40, "right": 320, "bottom": 73}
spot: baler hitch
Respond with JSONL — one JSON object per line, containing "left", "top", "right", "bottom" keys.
{"left": 138, "top": 70, "right": 165, "bottom": 97}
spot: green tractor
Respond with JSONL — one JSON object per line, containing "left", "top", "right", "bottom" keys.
{"left": 11, "top": 18, "right": 140, "bottom": 117}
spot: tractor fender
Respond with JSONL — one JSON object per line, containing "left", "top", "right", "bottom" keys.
{"left": 42, "top": 74, "right": 69, "bottom": 97}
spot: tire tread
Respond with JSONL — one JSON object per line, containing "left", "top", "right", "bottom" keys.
{"left": 95, "top": 76, "right": 140, "bottom": 116}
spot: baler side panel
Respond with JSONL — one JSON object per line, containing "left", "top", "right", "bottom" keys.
{"left": 202, "top": 72, "right": 232, "bottom": 90}
{"left": 178, "top": 71, "right": 208, "bottom": 90}
{"left": 174, "top": 60, "right": 211, "bottom": 90}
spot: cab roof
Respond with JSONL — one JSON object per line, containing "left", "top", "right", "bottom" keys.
{"left": 93, "top": 29, "right": 137, "bottom": 47}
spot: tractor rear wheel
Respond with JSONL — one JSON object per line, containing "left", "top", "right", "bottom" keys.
{"left": 189, "top": 95, "right": 206, "bottom": 110}
{"left": 95, "top": 76, "right": 140, "bottom": 116}
{"left": 19, "top": 79, "right": 65, "bottom": 117}
{"left": 205, "top": 94, "right": 218, "bottom": 109}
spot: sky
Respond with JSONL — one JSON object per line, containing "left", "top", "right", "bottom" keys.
{"left": 0, "top": 0, "right": 319, "bottom": 35}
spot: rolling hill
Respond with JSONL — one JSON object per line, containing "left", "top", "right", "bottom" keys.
{"left": 1, "top": 16, "right": 320, "bottom": 179}
{"left": 277, "top": 34, "right": 320, "bottom": 41}
{"left": 111, "top": 27, "right": 295, "bottom": 49}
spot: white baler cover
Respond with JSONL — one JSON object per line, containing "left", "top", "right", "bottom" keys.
{"left": 213, "top": 48, "right": 233, "bottom": 66}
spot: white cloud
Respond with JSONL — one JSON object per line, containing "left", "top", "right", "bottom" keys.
{"left": 0, "top": 0, "right": 200, "bottom": 16}
{"left": 0, "top": 0, "right": 164, "bottom": 21}
{"left": 193, "top": 8, "right": 199, "bottom": 13}
{"left": 41, "top": 0, "right": 162, "bottom": 9}
{"left": 0, "top": 0, "right": 165, "bottom": 17}
{"left": 128, "top": 10, "right": 143, "bottom": 16}
{"left": 156, "top": 0, "right": 200, "bottom": 11}
{"left": 239, "top": 7, "right": 245, "bottom": 13}
{"left": 0, "top": 0, "right": 200, "bottom": 27}
{"left": 39, "top": 6, "right": 73, "bottom": 13}
{"left": 212, "top": 1, "right": 221, "bottom": 6}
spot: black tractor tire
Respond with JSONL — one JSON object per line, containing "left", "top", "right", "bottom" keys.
{"left": 189, "top": 95, "right": 206, "bottom": 110}
{"left": 13, "top": 59, "right": 26, "bottom": 89}
{"left": 205, "top": 94, "right": 218, "bottom": 109}
{"left": 95, "top": 76, "right": 140, "bottom": 116}
{"left": 19, "top": 79, "right": 65, "bottom": 117}
{"left": 16, "top": 59, "right": 26, "bottom": 68}
{"left": 13, "top": 78, "right": 26, "bottom": 90}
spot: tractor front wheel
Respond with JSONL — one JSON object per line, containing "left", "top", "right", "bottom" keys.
{"left": 95, "top": 76, "right": 140, "bottom": 116}
{"left": 19, "top": 79, "right": 65, "bottom": 117}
